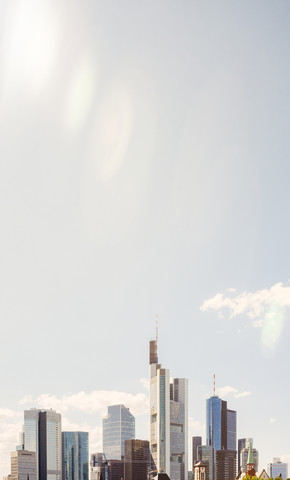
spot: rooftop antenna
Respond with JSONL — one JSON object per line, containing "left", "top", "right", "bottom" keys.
{"left": 155, "top": 314, "right": 158, "bottom": 343}
{"left": 214, "top": 373, "right": 216, "bottom": 396}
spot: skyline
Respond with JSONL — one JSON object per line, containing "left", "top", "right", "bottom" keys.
{"left": 1, "top": 329, "right": 289, "bottom": 477}
{"left": 1, "top": 0, "right": 290, "bottom": 479}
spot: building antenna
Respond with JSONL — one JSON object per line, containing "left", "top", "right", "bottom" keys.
{"left": 156, "top": 314, "right": 158, "bottom": 343}
{"left": 214, "top": 373, "right": 216, "bottom": 396}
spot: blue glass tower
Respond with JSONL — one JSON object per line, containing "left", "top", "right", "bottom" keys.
{"left": 62, "top": 432, "right": 89, "bottom": 480}
{"left": 206, "top": 396, "right": 237, "bottom": 480}
{"left": 103, "top": 405, "right": 135, "bottom": 460}
{"left": 206, "top": 396, "right": 223, "bottom": 450}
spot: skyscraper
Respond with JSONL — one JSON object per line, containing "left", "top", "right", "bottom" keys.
{"left": 197, "top": 445, "right": 214, "bottom": 480}
{"left": 238, "top": 438, "right": 253, "bottom": 473}
{"left": 206, "top": 395, "right": 237, "bottom": 480}
{"left": 24, "top": 408, "right": 62, "bottom": 480}
{"left": 124, "top": 439, "right": 150, "bottom": 480}
{"left": 149, "top": 337, "right": 188, "bottom": 480}
{"left": 192, "top": 437, "right": 202, "bottom": 470}
{"left": 62, "top": 432, "right": 89, "bottom": 480}
{"left": 103, "top": 405, "right": 135, "bottom": 460}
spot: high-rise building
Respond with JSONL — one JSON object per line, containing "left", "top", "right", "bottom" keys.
{"left": 215, "top": 450, "right": 236, "bottom": 480}
{"left": 267, "top": 458, "right": 288, "bottom": 480}
{"left": 197, "top": 445, "right": 214, "bottom": 480}
{"left": 10, "top": 450, "right": 37, "bottom": 480}
{"left": 24, "top": 408, "right": 62, "bottom": 480}
{"left": 238, "top": 438, "right": 253, "bottom": 472}
{"left": 103, "top": 405, "right": 135, "bottom": 460}
{"left": 16, "top": 429, "right": 25, "bottom": 451}
{"left": 62, "top": 432, "right": 89, "bottom": 480}
{"left": 149, "top": 337, "right": 188, "bottom": 480}
{"left": 192, "top": 437, "right": 202, "bottom": 470}
{"left": 206, "top": 395, "right": 237, "bottom": 480}
{"left": 107, "top": 460, "right": 124, "bottom": 480}
{"left": 124, "top": 439, "right": 150, "bottom": 480}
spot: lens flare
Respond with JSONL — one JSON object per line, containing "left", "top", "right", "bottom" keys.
{"left": 261, "top": 301, "right": 285, "bottom": 350}
{"left": 62, "top": 54, "right": 96, "bottom": 133}
{"left": 0, "top": 0, "right": 60, "bottom": 105}
{"left": 90, "top": 84, "right": 133, "bottom": 181}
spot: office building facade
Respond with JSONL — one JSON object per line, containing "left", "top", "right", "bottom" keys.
{"left": 206, "top": 396, "right": 237, "bottom": 480}
{"left": 149, "top": 338, "right": 188, "bottom": 480}
{"left": 62, "top": 432, "right": 89, "bottom": 480}
{"left": 103, "top": 405, "right": 135, "bottom": 460}
{"left": 24, "top": 408, "right": 62, "bottom": 480}
{"left": 267, "top": 458, "right": 288, "bottom": 480}
{"left": 192, "top": 437, "right": 202, "bottom": 470}
{"left": 197, "top": 445, "right": 214, "bottom": 480}
{"left": 238, "top": 438, "right": 253, "bottom": 472}
{"left": 215, "top": 450, "right": 236, "bottom": 480}
{"left": 124, "top": 439, "right": 150, "bottom": 480}
{"left": 10, "top": 450, "right": 37, "bottom": 480}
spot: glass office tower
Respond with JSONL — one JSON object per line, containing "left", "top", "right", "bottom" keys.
{"left": 149, "top": 338, "right": 188, "bottom": 480}
{"left": 24, "top": 409, "right": 62, "bottom": 480}
{"left": 206, "top": 396, "right": 223, "bottom": 450}
{"left": 206, "top": 396, "right": 237, "bottom": 480}
{"left": 103, "top": 405, "right": 135, "bottom": 459}
{"left": 62, "top": 432, "right": 89, "bottom": 480}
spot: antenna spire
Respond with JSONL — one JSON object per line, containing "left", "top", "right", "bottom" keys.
{"left": 214, "top": 373, "right": 216, "bottom": 396}
{"left": 156, "top": 314, "right": 158, "bottom": 343}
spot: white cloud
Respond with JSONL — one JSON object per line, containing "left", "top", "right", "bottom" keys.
{"left": 188, "top": 417, "right": 205, "bottom": 433}
{"left": 62, "top": 417, "right": 102, "bottom": 454}
{"left": 19, "top": 395, "right": 33, "bottom": 405}
{"left": 216, "top": 386, "right": 252, "bottom": 399}
{"left": 234, "top": 391, "right": 251, "bottom": 398}
{"left": 216, "top": 386, "right": 238, "bottom": 397}
{"left": 20, "top": 389, "right": 149, "bottom": 417}
{"left": 0, "top": 413, "right": 23, "bottom": 478}
{"left": 201, "top": 282, "right": 290, "bottom": 348}
{"left": 201, "top": 282, "right": 290, "bottom": 320}
{"left": 270, "top": 418, "right": 276, "bottom": 423}
{"left": 0, "top": 409, "right": 22, "bottom": 419}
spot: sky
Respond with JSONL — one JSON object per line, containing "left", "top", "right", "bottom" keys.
{"left": 0, "top": 0, "right": 290, "bottom": 477}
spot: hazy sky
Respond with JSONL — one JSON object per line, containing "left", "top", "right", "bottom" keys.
{"left": 0, "top": 0, "right": 290, "bottom": 477}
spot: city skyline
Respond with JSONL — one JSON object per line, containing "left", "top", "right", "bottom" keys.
{"left": 1, "top": 341, "right": 288, "bottom": 479}
{"left": 1, "top": 0, "right": 290, "bottom": 479}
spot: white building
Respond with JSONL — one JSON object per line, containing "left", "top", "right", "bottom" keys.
{"left": 24, "top": 408, "right": 62, "bottom": 480}
{"left": 149, "top": 338, "right": 188, "bottom": 480}
{"left": 267, "top": 458, "right": 288, "bottom": 480}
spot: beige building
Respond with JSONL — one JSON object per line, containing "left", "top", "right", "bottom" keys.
{"left": 11, "top": 450, "right": 37, "bottom": 480}
{"left": 194, "top": 462, "right": 207, "bottom": 480}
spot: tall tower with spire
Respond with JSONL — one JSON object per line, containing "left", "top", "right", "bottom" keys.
{"left": 149, "top": 322, "right": 188, "bottom": 480}
{"left": 246, "top": 441, "right": 256, "bottom": 478}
